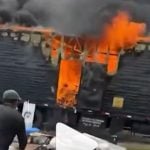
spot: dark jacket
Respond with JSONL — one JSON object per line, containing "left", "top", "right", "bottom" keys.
{"left": 0, "top": 105, "right": 27, "bottom": 150}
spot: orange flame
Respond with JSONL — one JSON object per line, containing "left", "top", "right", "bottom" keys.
{"left": 99, "top": 11, "right": 146, "bottom": 52}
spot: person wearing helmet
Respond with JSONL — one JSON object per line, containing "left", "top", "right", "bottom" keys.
{"left": 0, "top": 89, "right": 27, "bottom": 150}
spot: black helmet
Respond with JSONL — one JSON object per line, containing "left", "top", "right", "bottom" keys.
{"left": 2, "top": 89, "right": 21, "bottom": 103}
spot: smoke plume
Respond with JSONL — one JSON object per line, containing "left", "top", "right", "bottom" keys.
{"left": 0, "top": 0, "right": 150, "bottom": 35}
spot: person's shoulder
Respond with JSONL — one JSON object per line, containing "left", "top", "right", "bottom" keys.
{"left": 0, "top": 105, "right": 24, "bottom": 121}
{"left": 0, "top": 104, "right": 14, "bottom": 112}
{"left": 6, "top": 107, "right": 24, "bottom": 121}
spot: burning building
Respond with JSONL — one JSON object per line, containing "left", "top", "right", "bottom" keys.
{"left": 0, "top": 0, "right": 149, "bottom": 140}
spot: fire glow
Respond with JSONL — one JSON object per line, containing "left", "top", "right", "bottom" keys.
{"left": 98, "top": 11, "right": 146, "bottom": 52}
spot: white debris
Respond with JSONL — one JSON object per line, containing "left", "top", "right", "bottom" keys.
{"left": 54, "top": 123, "right": 126, "bottom": 150}
{"left": 56, "top": 123, "right": 98, "bottom": 150}
{"left": 84, "top": 133, "right": 126, "bottom": 150}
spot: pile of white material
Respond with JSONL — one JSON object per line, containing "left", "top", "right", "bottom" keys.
{"left": 83, "top": 133, "right": 126, "bottom": 150}
{"left": 47, "top": 123, "right": 126, "bottom": 150}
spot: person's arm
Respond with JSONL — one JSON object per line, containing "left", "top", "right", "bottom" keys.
{"left": 17, "top": 117, "right": 27, "bottom": 150}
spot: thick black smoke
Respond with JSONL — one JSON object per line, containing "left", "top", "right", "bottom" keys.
{"left": 14, "top": 10, "right": 38, "bottom": 26}
{"left": 0, "top": 8, "right": 12, "bottom": 23}
{"left": 0, "top": 0, "right": 150, "bottom": 35}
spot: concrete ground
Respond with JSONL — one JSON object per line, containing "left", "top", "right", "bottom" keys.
{"left": 118, "top": 131, "right": 150, "bottom": 150}
{"left": 119, "top": 143, "right": 150, "bottom": 150}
